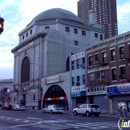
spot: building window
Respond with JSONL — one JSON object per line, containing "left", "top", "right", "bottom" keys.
{"left": 26, "top": 32, "right": 28, "bottom": 37}
{"left": 95, "top": 33, "right": 98, "bottom": 38}
{"left": 74, "top": 29, "right": 78, "bottom": 34}
{"left": 14, "top": 97, "right": 15, "bottom": 102}
{"left": 100, "top": 34, "right": 103, "bottom": 40}
{"left": 82, "top": 30, "right": 86, "bottom": 35}
{"left": 45, "top": 26, "right": 50, "bottom": 30}
{"left": 76, "top": 76, "right": 80, "bottom": 86}
{"left": 111, "top": 49, "right": 115, "bottom": 61}
{"left": 74, "top": 41, "right": 78, "bottom": 46}
{"left": 89, "top": 56, "right": 92, "bottom": 66}
{"left": 30, "top": 30, "right": 32, "bottom": 35}
{"left": 33, "top": 95, "right": 35, "bottom": 100}
{"left": 112, "top": 68, "right": 116, "bottom": 80}
{"left": 119, "top": 46, "right": 124, "bottom": 59}
{"left": 72, "top": 77, "right": 74, "bottom": 86}
{"left": 90, "top": 73, "right": 95, "bottom": 84}
{"left": 97, "top": 71, "right": 105, "bottom": 83}
{"left": 22, "top": 35, "right": 24, "bottom": 40}
{"left": 72, "top": 61, "right": 74, "bottom": 70}
{"left": 77, "top": 76, "right": 80, "bottom": 82}
{"left": 82, "top": 57, "right": 85, "bottom": 64}
{"left": 21, "top": 56, "right": 30, "bottom": 83}
{"left": 77, "top": 59, "right": 79, "bottom": 69}
{"left": 102, "top": 52, "right": 107, "bottom": 63}
{"left": 65, "top": 27, "right": 70, "bottom": 32}
{"left": 94, "top": 54, "right": 99, "bottom": 65}
{"left": 119, "top": 66, "right": 126, "bottom": 79}
{"left": 83, "top": 75, "right": 85, "bottom": 84}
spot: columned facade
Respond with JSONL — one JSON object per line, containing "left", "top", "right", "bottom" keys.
{"left": 11, "top": 8, "right": 103, "bottom": 110}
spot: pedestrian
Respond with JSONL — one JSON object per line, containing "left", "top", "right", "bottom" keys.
{"left": 122, "top": 105, "right": 127, "bottom": 118}
{"left": 118, "top": 104, "right": 127, "bottom": 118}
{"left": 118, "top": 105, "right": 123, "bottom": 118}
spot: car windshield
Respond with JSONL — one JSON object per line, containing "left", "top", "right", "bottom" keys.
{"left": 53, "top": 105, "right": 61, "bottom": 108}
{"left": 91, "top": 105, "right": 99, "bottom": 108}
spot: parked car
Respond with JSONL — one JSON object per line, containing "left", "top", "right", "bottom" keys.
{"left": 73, "top": 104, "right": 101, "bottom": 117}
{"left": 42, "top": 105, "right": 64, "bottom": 114}
{"left": 12, "top": 104, "right": 26, "bottom": 111}
{"left": 1, "top": 104, "right": 13, "bottom": 110}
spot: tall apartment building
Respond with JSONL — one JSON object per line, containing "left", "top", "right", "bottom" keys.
{"left": 78, "top": 0, "right": 118, "bottom": 39}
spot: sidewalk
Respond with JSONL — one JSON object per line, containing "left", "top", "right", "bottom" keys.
{"left": 64, "top": 110, "right": 130, "bottom": 119}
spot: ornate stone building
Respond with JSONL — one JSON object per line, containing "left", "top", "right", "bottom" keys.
{"left": 11, "top": 8, "right": 103, "bottom": 110}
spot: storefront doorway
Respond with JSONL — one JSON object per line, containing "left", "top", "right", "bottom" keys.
{"left": 43, "top": 85, "right": 69, "bottom": 110}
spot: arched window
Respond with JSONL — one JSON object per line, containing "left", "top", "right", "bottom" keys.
{"left": 21, "top": 57, "right": 30, "bottom": 83}
{"left": 66, "top": 56, "right": 70, "bottom": 71}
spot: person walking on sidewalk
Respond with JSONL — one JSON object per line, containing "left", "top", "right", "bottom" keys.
{"left": 118, "top": 104, "right": 127, "bottom": 118}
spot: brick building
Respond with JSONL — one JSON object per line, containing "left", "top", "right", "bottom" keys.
{"left": 86, "top": 31, "right": 130, "bottom": 113}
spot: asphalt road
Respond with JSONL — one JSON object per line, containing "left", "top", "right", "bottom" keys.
{"left": 0, "top": 109, "right": 120, "bottom": 130}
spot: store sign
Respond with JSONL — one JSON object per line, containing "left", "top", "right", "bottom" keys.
{"left": 71, "top": 51, "right": 85, "bottom": 61}
{"left": 71, "top": 85, "right": 86, "bottom": 97}
{"left": 107, "top": 84, "right": 130, "bottom": 95}
{"left": 44, "top": 74, "right": 63, "bottom": 84}
{"left": 87, "top": 91, "right": 106, "bottom": 95}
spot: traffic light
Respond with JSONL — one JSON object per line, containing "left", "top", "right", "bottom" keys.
{"left": 0, "top": 17, "right": 4, "bottom": 34}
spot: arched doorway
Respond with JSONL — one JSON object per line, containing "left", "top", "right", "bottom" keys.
{"left": 43, "top": 85, "right": 69, "bottom": 110}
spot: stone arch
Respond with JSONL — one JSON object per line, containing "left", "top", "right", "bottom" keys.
{"left": 43, "top": 85, "right": 69, "bottom": 110}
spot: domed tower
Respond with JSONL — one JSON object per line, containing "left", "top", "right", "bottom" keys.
{"left": 11, "top": 8, "right": 104, "bottom": 109}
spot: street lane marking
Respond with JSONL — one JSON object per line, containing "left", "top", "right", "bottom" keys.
{"left": 7, "top": 118, "right": 12, "bottom": 119}
{"left": 24, "top": 120, "right": 30, "bottom": 122}
{"left": 27, "top": 117, "right": 42, "bottom": 121}
{"left": 67, "top": 122, "right": 118, "bottom": 129}
{"left": 15, "top": 119, "right": 20, "bottom": 121}
{"left": 11, "top": 121, "right": 44, "bottom": 128}
{"left": 0, "top": 116, "right": 5, "bottom": 118}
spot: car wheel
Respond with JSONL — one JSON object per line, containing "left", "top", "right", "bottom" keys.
{"left": 43, "top": 110, "right": 45, "bottom": 113}
{"left": 95, "top": 114, "right": 99, "bottom": 117}
{"left": 50, "top": 110, "right": 53, "bottom": 114}
{"left": 85, "top": 111, "right": 90, "bottom": 117}
{"left": 73, "top": 111, "right": 78, "bottom": 116}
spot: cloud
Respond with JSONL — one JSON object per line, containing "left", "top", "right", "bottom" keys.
{"left": 0, "top": 46, "right": 13, "bottom": 79}
{"left": 117, "top": 1, "right": 130, "bottom": 34}
{"left": 0, "top": 0, "right": 130, "bottom": 79}
{"left": 0, "top": 46, "right": 13, "bottom": 65}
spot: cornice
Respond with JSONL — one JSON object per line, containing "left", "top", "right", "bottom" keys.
{"left": 11, "top": 32, "right": 46, "bottom": 53}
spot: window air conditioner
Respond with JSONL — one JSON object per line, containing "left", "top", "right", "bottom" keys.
{"left": 81, "top": 63, "right": 85, "bottom": 68}
{"left": 120, "top": 54, "right": 124, "bottom": 59}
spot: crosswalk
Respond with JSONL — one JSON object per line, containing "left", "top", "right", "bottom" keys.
{"left": 0, "top": 116, "right": 118, "bottom": 129}
{"left": 66, "top": 122, "right": 118, "bottom": 129}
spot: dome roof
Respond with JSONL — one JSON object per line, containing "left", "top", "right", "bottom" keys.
{"left": 31, "top": 8, "right": 83, "bottom": 24}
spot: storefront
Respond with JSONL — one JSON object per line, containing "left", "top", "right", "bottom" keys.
{"left": 87, "top": 86, "right": 109, "bottom": 113}
{"left": 107, "top": 83, "right": 130, "bottom": 114}
{"left": 71, "top": 85, "right": 86, "bottom": 108}
{"left": 42, "top": 72, "right": 71, "bottom": 110}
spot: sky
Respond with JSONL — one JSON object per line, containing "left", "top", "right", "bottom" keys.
{"left": 0, "top": 0, "right": 130, "bottom": 79}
